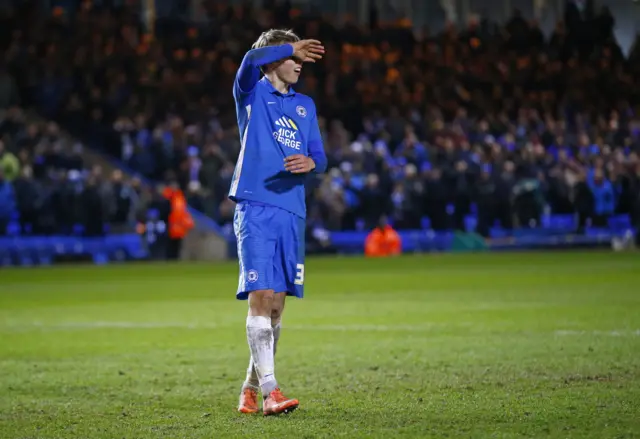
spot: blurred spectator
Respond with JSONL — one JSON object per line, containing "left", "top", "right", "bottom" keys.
{"left": 0, "top": 168, "right": 16, "bottom": 235}
{"left": 0, "top": 139, "right": 20, "bottom": 181}
{"left": 162, "top": 181, "right": 194, "bottom": 260}
{"left": 364, "top": 216, "right": 402, "bottom": 257}
{"left": 0, "top": 67, "right": 19, "bottom": 109}
{"left": 81, "top": 174, "right": 107, "bottom": 237}
{"left": 358, "top": 173, "right": 390, "bottom": 230}
{"left": 136, "top": 187, "right": 171, "bottom": 260}
{"left": 106, "top": 169, "right": 138, "bottom": 226}
{"left": 588, "top": 167, "right": 615, "bottom": 226}
{"left": 424, "top": 167, "right": 449, "bottom": 231}
{"left": 186, "top": 180, "right": 206, "bottom": 213}
{"left": 574, "top": 171, "right": 595, "bottom": 231}
{"left": 12, "top": 165, "right": 40, "bottom": 234}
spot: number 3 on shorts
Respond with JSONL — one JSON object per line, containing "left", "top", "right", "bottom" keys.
{"left": 294, "top": 263, "right": 305, "bottom": 285}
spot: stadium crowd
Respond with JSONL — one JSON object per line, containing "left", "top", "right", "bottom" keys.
{"left": 1, "top": 0, "right": 640, "bottom": 240}
{"left": 0, "top": 105, "right": 149, "bottom": 237}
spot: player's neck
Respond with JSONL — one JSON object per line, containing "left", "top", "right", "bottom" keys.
{"left": 265, "top": 74, "right": 290, "bottom": 94}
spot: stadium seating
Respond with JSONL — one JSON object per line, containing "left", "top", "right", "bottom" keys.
{"left": 0, "top": 235, "right": 147, "bottom": 267}
{"left": 329, "top": 230, "right": 455, "bottom": 254}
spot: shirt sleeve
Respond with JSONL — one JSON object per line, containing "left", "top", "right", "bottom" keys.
{"left": 307, "top": 112, "right": 328, "bottom": 174}
{"left": 234, "top": 44, "right": 295, "bottom": 98}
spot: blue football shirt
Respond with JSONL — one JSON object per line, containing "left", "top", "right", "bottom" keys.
{"left": 228, "top": 44, "right": 328, "bottom": 219}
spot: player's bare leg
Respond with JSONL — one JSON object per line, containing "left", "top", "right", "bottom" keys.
{"left": 240, "top": 292, "right": 284, "bottom": 408}
{"left": 239, "top": 290, "right": 297, "bottom": 415}
{"left": 238, "top": 289, "right": 274, "bottom": 414}
{"left": 239, "top": 290, "right": 298, "bottom": 415}
{"left": 262, "top": 292, "right": 298, "bottom": 415}
{"left": 271, "top": 292, "right": 285, "bottom": 358}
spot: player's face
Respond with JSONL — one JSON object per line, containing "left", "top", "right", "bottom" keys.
{"left": 274, "top": 56, "right": 302, "bottom": 85}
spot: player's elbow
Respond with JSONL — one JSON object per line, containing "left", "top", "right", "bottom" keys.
{"left": 314, "top": 163, "right": 327, "bottom": 174}
{"left": 237, "top": 51, "right": 263, "bottom": 79}
{"left": 244, "top": 47, "right": 274, "bottom": 67}
{"left": 243, "top": 49, "right": 260, "bottom": 66}
{"left": 311, "top": 155, "right": 328, "bottom": 174}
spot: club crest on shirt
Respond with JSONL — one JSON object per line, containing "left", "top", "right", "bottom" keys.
{"left": 296, "top": 105, "right": 307, "bottom": 118}
{"left": 247, "top": 269, "right": 259, "bottom": 283}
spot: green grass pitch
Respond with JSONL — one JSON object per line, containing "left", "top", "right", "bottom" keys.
{"left": 1, "top": 252, "right": 639, "bottom": 438}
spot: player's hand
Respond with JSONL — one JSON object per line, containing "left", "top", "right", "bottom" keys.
{"left": 290, "top": 40, "right": 325, "bottom": 63}
{"left": 285, "top": 154, "right": 316, "bottom": 173}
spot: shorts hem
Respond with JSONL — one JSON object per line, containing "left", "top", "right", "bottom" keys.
{"left": 236, "top": 290, "right": 304, "bottom": 300}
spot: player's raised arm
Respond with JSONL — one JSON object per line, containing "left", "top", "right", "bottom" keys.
{"left": 235, "top": 44, "right": 294, "bottom": 95}
{"left": 235, "top": 38, "right": 324, "bottom": 96}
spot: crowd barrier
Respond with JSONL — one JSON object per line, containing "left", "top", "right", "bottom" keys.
{"left": 1, "top": 215, "right": 636, "bottom": 267}
{"left": 0, "top": 235, "right": 147, "bottom": 267}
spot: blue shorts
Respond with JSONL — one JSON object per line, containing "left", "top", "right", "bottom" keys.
{"left": 234, "top": 201, "right": 306, "bottom": 300}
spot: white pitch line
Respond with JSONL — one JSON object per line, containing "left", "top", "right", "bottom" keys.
{"left": 1, "top": 322, "right": 639, "bottom": 337}
{"left": 1, "top": 321, "right": 219, "bottom": 330}
{"left": 0, "top": 321, "right": 455, "bottom": 332}
{"left": 554, "top": 329, "right": 640, "bottom": 337}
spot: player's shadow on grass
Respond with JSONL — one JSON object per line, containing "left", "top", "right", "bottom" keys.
{"left": 264, "top": 171, "right": 304, "bottom": 194}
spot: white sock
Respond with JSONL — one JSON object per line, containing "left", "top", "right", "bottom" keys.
{"left": 246, "top": 316, "right": 277, "bottom": 395}
{"left": 243, "top": 357, "right": 259, "bottom": 389}
{"left": 244, "top": 321, "right": 281, "bottom": 390}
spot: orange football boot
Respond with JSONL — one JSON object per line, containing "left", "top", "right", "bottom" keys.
{"left": 238, "top": 387, "right": 259, "bottom": 414}
{"left": 263, "top": 388, "right": 299, "bottom": 416}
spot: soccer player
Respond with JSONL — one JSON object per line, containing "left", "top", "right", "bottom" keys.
{"left": 228, "top": 29, "right": 327, "bottom": 416}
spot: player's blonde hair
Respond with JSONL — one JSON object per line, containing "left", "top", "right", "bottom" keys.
{"left": 252, "top": 29, "right": 300, "bottom": 49}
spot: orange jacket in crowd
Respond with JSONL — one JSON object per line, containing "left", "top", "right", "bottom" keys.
{"left": 364, "top": 225, "right": 402, "bottom": 257}
{"left": 162, "top": 187, "right": 195, "bottom": 239}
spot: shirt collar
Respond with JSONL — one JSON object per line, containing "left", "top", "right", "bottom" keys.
{"left": 261, "top": 77, "right": 296, "bottom": 96}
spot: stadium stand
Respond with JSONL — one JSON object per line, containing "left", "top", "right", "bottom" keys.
{"left": 0, "top": 106, "right": 151, "bottom": 265}
{"left": 1, "top": 0, "right": 639, "bottom": 265}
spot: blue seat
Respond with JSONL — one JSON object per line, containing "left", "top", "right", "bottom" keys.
{"left": 31, "top": 238, "right": 54, "bottom": 265}
{"left": 10, "top": 237, "right": 36, "bottom": 266}
{"left": 7, "top": 220, "right": 21, "bottom": 236}
{"left": 446, "top": 204, "right": 455, "bottom": 215}
{"left": 432, "top": 231, "right": 455, "bottom": 252}
{"left": 106, "top": 234, "right": 147, "bottom": 260}
{"left": 420, "top": 216, "right": 431, "bottom": 230}
{"left": 608, "top": 214, "right": 631, "bottom": 231}
{"left": 81, "top": 237, "right": 108, "bottom": 265}
{"left": 0, "top": 237, "right": 16, "bottom": 266}
{"left": 544, "top": 214, "right": 576, "bottom": 232}
{"left": 585, "top": 227, "right": 612, "bottom": 238}
{"left": 0, "top": 234, "right": 148, "bottom": 267}
{"left": 123, "top": 235, "right": 148, "bottom": 259}
{"left": 464, "top": 215, "right": 477, "bottom": 233}
{"left": 490, "top": 227, "right": 509, "bottom": 238}
{"left": 330, "top": 231, "right": 369, "bottom": 254}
